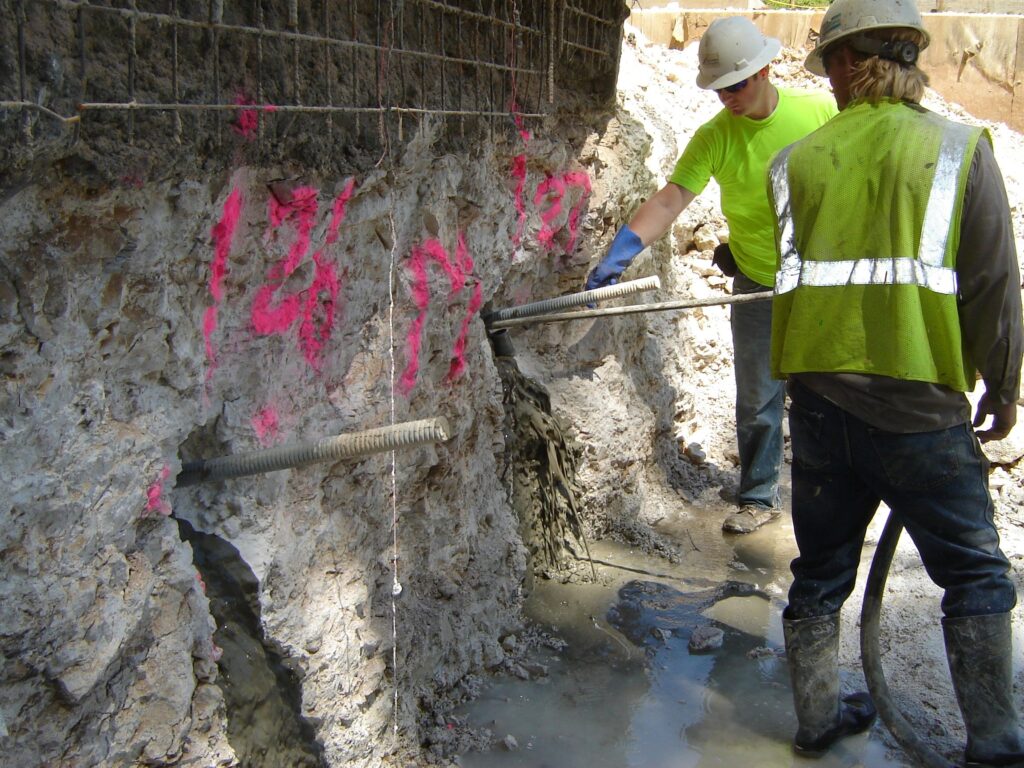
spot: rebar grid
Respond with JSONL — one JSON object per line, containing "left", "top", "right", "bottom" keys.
{"left": 4, "top": 0, "right": 624, "bottom": 151}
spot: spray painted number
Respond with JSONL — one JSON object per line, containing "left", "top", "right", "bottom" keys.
{"left": 400, "top": 233, "right": 482, "bottom": 395}
{"left": 251, "top": 178, "right": 357, "bottom": 371}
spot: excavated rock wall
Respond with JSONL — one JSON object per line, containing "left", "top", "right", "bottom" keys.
{"left": 0, "top": 1, "right": 640, "bottom": 766}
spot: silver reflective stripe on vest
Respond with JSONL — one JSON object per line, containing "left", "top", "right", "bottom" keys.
{"left": 769, "top": 145, "right": 800, "bottom": 294}
{"left": 918, "top": 121, "right": 975, "bottom": 267}
{"left": 772, "top": 121, "right": 974, "bottom": 296}
{"left": 781, "top": 256, "right": 957, "bottom": 293}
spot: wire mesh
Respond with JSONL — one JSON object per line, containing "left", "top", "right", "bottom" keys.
{"left": 2, "top": 0, "right": 624, "bottom": 158}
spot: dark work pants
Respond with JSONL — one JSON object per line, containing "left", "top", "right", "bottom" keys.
{"left": 785, "top": 380, "right": 1017, "bottom": 620}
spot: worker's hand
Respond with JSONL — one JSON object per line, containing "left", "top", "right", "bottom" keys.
{"left": 972, "top": 392, "right": 1017, "bottom": 443}
{"left": 584, "top": 226, "right": 644, "bottom": 293}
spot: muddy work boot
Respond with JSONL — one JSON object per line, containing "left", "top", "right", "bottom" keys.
{"left": 783, "top": 612, "right": 877, "bottom": 757}
{"left": 943, "top": 612, "right": 1024, "bottom": 768}
{"left": 722, "top": 505, "right": 779, "bottom": 534}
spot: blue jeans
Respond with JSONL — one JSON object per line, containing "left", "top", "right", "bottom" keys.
{"left": 731, "top": 272, "right": 784, "bottom": 509}
{"left": 786, "top": 380, "right": 1016, "bottom": 620}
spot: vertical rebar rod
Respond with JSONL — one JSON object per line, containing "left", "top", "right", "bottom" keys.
{"left": 397, "top": 0, "right": 406, "bottom": 141}
{"left": 376, "top": 0, "right": 382, "bottom": 149}
{"left": 350, "top": 0, "right": 358, "bottom": 135}
{"left": 171, "top": 0, "right": 182, "bottom": 142}
{"left": 210, "top": 0, "right": 222, "bottom": 146}
{"left": 420, "top": 0, "right": 427, "bottom": 127}
{"left": 16, "top": 0, "right": 30, "bottom": 139}
{"left": 487, "top": 0, "right": 496, "bottom": 137}
{"left": 257, "top": 0, "right": 265, "bottom": 140}
{"left": 77, "top": 2, "right": 86, "bottom": 125}
{"left": 472, "top": 3, "right": 481, "bottom": 136}
{"left": 323, "top": 0, "right": 332, "bottom": 141}
{"left": 546, "top": 0, "right": 554, "bottom": 104}
{"left": 289, "top": 0, "right": 299, "bottom": 106}
{"left": 498, "top": 0, "right": 506, "bottom": 117}
{"left": 439, "top": 3, "right": 446, "bottom": 125}
{"left": 128, "top": 0, "right": 137, "bottom": 144}
{"left": 455, "top": 7, "right": 463, "bottom": 138}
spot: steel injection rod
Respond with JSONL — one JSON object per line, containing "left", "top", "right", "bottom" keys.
{"left": 484, "top": 276, "right": 661, "bottom": 323}
{"left": 486, "top": 290, "right": 773, "bottom": 330}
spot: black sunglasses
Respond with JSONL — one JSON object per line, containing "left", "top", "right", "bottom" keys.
{"left": 716, "top": 78, "right": 750, "bottom": 94}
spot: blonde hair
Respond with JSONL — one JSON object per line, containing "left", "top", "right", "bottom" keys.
{"left": 847, "top": 29, "right": 930, "bottom": 103}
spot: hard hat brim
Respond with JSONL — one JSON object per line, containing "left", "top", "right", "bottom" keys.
{"left": 805, "top": 25, "right": 931, "bottom": 78}
{"left": 805, "top": 48, "right": 828, "bottom": 77}
{"left": 697, "top": 36, "right": 782, "bottom": 90}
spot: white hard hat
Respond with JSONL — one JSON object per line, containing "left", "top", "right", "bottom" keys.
{"left": 696, "top": 17, "right": 782, "bottom": 91}
{"left": 806, "top": 0, "right": 930, "bottom": 76}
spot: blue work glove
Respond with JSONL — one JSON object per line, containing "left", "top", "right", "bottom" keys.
{"left": 585, "top": 226, "right": 644, "bottom": 292}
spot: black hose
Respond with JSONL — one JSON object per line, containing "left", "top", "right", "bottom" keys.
{"left": 860, "top": 514, "right": 955, "bottom": 768}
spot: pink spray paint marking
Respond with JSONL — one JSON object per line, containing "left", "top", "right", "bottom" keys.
{"left": 253, "top": 181, "right": 356, "bottom": 370}
{"left": 298, "top": 178, "right": 356, "bottom": 369}
{"left": 252, "top": 405, "right": 280, "bottom": 446}
{"left": 511, "top": 154, "right": 529, "bottom": 248}
{"left": 144, "top": 466, "right": 172, "bottom": 517}
{"left": 561, "top": 171, "right": 592, "bottom": 254}
{"left": 399, "top": 245, "right": 432, "bottom": 396}
{"left": 251, "top": 186, "right": 319, "bottom": 336}
{"left": 232, "top": 94, "right": 259, "bottom": 140}
{"left": 447, "top": 234, "right": 480, "bottom": 383}
{"left": 533, "top": 170, "right": 592, "bottom": 254}
{"left": 298, "top": 254, "right": 340, "bottom": 370}
{"left": 534, "top": 175, "right": 568, "bottom": 249}
{"left": 399, "top": 237, "right": 479, "bottom": 397}
{"left": 204, "top": 188, "right": 244, "bottom": 377}
{"left": 509, "top": 102, "right": 532, "bottom": 249}
{"left": 400, "top": 233, "right": 483, "bottom": 392}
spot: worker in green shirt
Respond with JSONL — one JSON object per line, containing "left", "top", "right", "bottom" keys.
{"left": 585, "top": 16, "right": 835, "bottom": 534}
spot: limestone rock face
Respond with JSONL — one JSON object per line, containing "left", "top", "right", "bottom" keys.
{"left": 0, "top": 102, "right": 648, "bottom": 765}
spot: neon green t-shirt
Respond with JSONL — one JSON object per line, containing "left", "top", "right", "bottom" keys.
{"left": 669, "top": 87, "right": 836, "bottom": 287}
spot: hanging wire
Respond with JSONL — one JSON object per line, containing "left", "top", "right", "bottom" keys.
{"left": 380, "top": 0, "right": 402, "bottom": 741}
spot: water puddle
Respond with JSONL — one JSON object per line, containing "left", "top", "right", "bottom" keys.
{"left": 456, "top": 510, "right": 910, "bottom": 768}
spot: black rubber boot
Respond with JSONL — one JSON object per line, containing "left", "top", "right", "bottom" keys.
{"left": 783, "top": 612, "right": 878, "bottom": 758}
{"left": 943, "top": 612, "right": 1024, "bottom": 768}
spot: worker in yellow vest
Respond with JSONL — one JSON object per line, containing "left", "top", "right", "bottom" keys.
{"left": 586, "top": 17, "right": 835, "bottom": 534}
{"left": 767, "top": 0, "right": 1023, "bottom": 763}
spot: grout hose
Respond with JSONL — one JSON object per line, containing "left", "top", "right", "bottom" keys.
{"left": 177, "top": 417, "right": 450, "bottom": 487}
{"left": 860, "top": 513, "right": 955, "bottom": 768}
{"left": 483, "top": 275, "right": 661, "bottom": 324}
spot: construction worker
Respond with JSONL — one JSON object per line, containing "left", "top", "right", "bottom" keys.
{"left": 768, "top": 0, "right": 1024, "bottom": 763}
{"left": 585, "top": 16, "right": 836, "bottom": 534}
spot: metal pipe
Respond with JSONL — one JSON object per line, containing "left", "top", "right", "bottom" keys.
{"left": 177, "top": 417, "right": 450, "bottom": 487}
{"left": 487, "top": 289, "right": 772, "bottom": 330}
{"left": 485, "top": 276, "right": 661, "bottom": 324}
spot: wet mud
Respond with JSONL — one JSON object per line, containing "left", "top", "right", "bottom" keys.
{"left": 456, "top": 512, "right": 913, "bottom": 768}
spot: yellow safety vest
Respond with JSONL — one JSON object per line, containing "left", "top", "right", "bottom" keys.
{"left": 767, "top": 99, "right": 985, "bottom": 391}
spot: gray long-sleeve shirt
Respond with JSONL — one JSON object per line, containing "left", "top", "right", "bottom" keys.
{"left": 794, "top": 136, "right": 1023, "bottom": 433}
